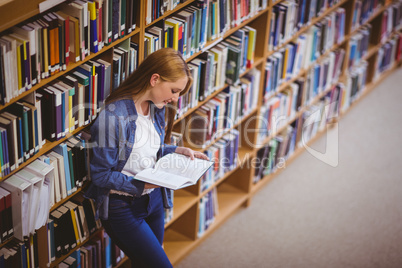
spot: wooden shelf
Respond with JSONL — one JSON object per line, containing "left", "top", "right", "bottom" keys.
{"left": 164, "top": 229, "right": 195, "bottom": 265}
{"left": 165, "top": 190, "right": 199, "bottom": 228}
{"left": 165, "top": 183, "right": 248, "bottom": 265}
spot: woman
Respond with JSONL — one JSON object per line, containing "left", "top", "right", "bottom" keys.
{"left": 85, "top": 48, "right": 208, "bottom": 267}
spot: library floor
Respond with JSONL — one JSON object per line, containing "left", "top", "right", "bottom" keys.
{"left": 176, "top": 67, "right": 402, "bottom": 268}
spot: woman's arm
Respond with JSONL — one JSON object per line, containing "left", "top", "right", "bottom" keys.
{"left": 89, "top": 109, "right": 145, "bottom": 197}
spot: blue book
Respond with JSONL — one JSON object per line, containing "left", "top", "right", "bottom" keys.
{"left": 266, "top": 62, "right": 272, "bottom": 94}
{"left": 70, "top": 249, "right": 81, "bottom": 268}
{"left": 48, "top": 219, "right": 56, "bottom": 262}
{"left": 0, "top": 128, "right": 9, "bottom": 175}
{"left": 211, "top": 2, "right": 215, "bottom": 38}
{"left": 300, "top": 0, "right": 306, "bottom": 27}
{"left": 90, "top": 19, "right": 98, "bottom": 53}
{"left": 54, "top": 87, "right": 66, "bottom": 139}
{"left": 76, "top": 66, "right": 93, "bottom": 121}
{"left": 288, "top": 43, "right": 296, "bottom": 76}
{"left": 219, "top": 0, "right": 225, "bottom": 33}
{"left": 104, "top": 232, "right": 112, "bottom": 268}
{"left": 53, "top": 143, "right": 72, "bottom": 195}
{"left": 16, "top": 116, "right": 24, "bottom": 163}
{"left": 311, "top": 27, "right": 318, "bottom": 62}
{"left": 243, "top": 34, "right": 249, "bottom": 71}
{"left": 314, "top": 65, "right": 320, "bottom": 96}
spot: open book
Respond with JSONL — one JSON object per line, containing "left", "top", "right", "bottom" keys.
{"left": 135, "top": 153, "right": 214, "bottom": 190}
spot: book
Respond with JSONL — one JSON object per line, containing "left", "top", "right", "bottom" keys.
{"left": 134, "top": 153, "right": 213, "bottom": 190}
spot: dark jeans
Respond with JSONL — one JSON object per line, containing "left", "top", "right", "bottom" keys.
{"left": 102, "top": 189, "right": 172, "bottom": 268}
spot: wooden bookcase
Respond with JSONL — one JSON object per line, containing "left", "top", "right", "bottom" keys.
{"left": 0, "top": 0, "right": 401, "bottom": 266}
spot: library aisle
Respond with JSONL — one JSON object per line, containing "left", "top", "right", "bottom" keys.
{"left": 176, "top": 67, "right": 402, "bottom": 268}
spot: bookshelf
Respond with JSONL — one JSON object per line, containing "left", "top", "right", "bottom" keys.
{"left": 0, "top": 0, "right": 401, "bottom": 267}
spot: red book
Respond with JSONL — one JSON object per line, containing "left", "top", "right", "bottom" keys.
{"left": 51, "top": 12, "right": 70, "bottom": 68}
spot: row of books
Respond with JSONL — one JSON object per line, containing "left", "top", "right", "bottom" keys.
{"left": 60, "top": 231, "right": 126, "bottom": 268}
{"left": 0, "top": 91, "right": 91, "bottom": 182}
{"left": 258, "top": 48, "right": 345, "bottom": 145}
{"left": 198, "top": 187, "right": 218, "bottom": 237}
{"left": 201, "top": 129, "right": 239, "bottom": 191}
{"left": 0, "top": 136, "right": 89, "bottom": 240}
{"left": 375, "top": 32, "right": 401, "bottom": 79}
{"left": 380, "top": 2, "right": 402, "bottom": 44}
{"left": 0, "top": 0, "right": 138, "bottom": 105}
{"left": 185, "top": 69, "right": 257, "bottom": 149}
{"left": 348, "top": 25, "right": 371, "bottom": 70}
{"left": 0, "top": 193, "right": 99, "bottom": 268}
{"left": 268, "top": 0, "right": 343, "bottom": 49}
{"left": 145, "top": 1, "right": 211, "bottom": 59}
{"left": 341, "top": 61, "right": 368, "bottom": 112}
{"left": 0, "top": 160, "right": 54, "bottom": 242}
{"left": 304, "top": 49, "right": 345, "bottom": 105}
{"left": 48, "top": 195, "right": 101, "bottom": 263}
{"left": 112, "top": 39, "right": 139, "bottom": 90}
{"left": 254, "top": 120, "right": 298, "bottom": 183}
{"left": 351, "top": 0, "right": 385, "bottom": 31}
{"left": 145, "top": 0, "right": 182, "bottom": 24}
{"left": 258, "top": 82, "right": 302, "bottom": 145}
{"left": 299, "top": 83, "right": 343, "bottom": 145}
{"left": 263, "top": 24, "right": 345, "bottom": 102}
{"left": 176, "top": 26, "right": 257, "bottom": 118}
{"left": 146, "top": 0, "right": 266, "bottom": 45}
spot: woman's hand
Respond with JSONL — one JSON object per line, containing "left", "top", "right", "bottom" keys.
{"left": 175, "top": 147, "right": 209, "bottom": 160}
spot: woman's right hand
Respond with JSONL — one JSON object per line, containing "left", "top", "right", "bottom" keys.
{"left": 144, "top": 183, "right": 160, "bottom": 189}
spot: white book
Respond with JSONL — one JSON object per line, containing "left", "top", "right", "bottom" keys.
{"left": 15, "top": 169, "right": 43, "bottom": 234}
{"left": 134, "top": 153, "right": 213, "bottom": 190}
{"left": 48, "top": 151, "right": 68, "bottom": 199}
{"left": 26, "top": 159, "right": 55, "bottom": 209}
{"left": 0, "top": 175, "right": 32, "bottom": 240}
{"left": 47, "top": 154, "right": 61, "bottom": 203}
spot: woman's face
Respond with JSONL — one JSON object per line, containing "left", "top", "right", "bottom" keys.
{"left": 150, "top": 75, "right": 188, "bottom": 109}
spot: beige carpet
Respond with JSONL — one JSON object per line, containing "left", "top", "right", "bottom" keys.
{"left": 176, "top": 67, "right": 402, "bottom": 268}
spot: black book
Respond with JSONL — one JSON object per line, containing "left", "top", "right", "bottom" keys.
{"left": 38, "top": 88, "right": 56, "bottom": 142}
{"left": 50, "top": 210, "right": 64, "bottom": 258}
{"left": 56, "top": 205, "right": 78, "bottom": 253}
{"left": 6, "top": 102, "right": 30, "bottom": 160}
{"left": 112, "top": 0, "right": 120, "bottom": 42}
{"left": 72, "top": 195, "right": 97, "bottom": 235}
{"left": 132, "top": 0, "right": 138, "bottom": 29}
{"left": 0, "top": 45, "right": 6, "bottom": 105}
{"left": 126, "top": 0, "right": 133, "bottom": 33}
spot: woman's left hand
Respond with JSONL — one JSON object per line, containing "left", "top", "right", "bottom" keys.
{"left": 175, "top": 147, "right": 209, "bottom": 160}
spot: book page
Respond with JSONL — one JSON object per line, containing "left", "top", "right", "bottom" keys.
{"left": 136, "top": 169, "right": 191, "bottom": 190}
{"left": 135, "top": 153, "right": 213, "bottom": 189}
{"left": 154, "top": 153, "right": 213, "bottom": 184}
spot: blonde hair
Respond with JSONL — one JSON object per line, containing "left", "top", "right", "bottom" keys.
{"left": 106, "top": 48, "right": 193, "bottom": 143}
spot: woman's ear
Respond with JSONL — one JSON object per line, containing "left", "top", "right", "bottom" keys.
{"left": 150, "top": 73, "right": 160, "bottom": 87}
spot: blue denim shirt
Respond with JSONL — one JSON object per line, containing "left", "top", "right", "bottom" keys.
{"left": 84, "top": 99, "right": 177, "bottom": 220}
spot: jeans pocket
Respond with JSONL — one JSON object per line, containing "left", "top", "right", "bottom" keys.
{"left": 109, "top": 198, "right": 131, "bottom": 214}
